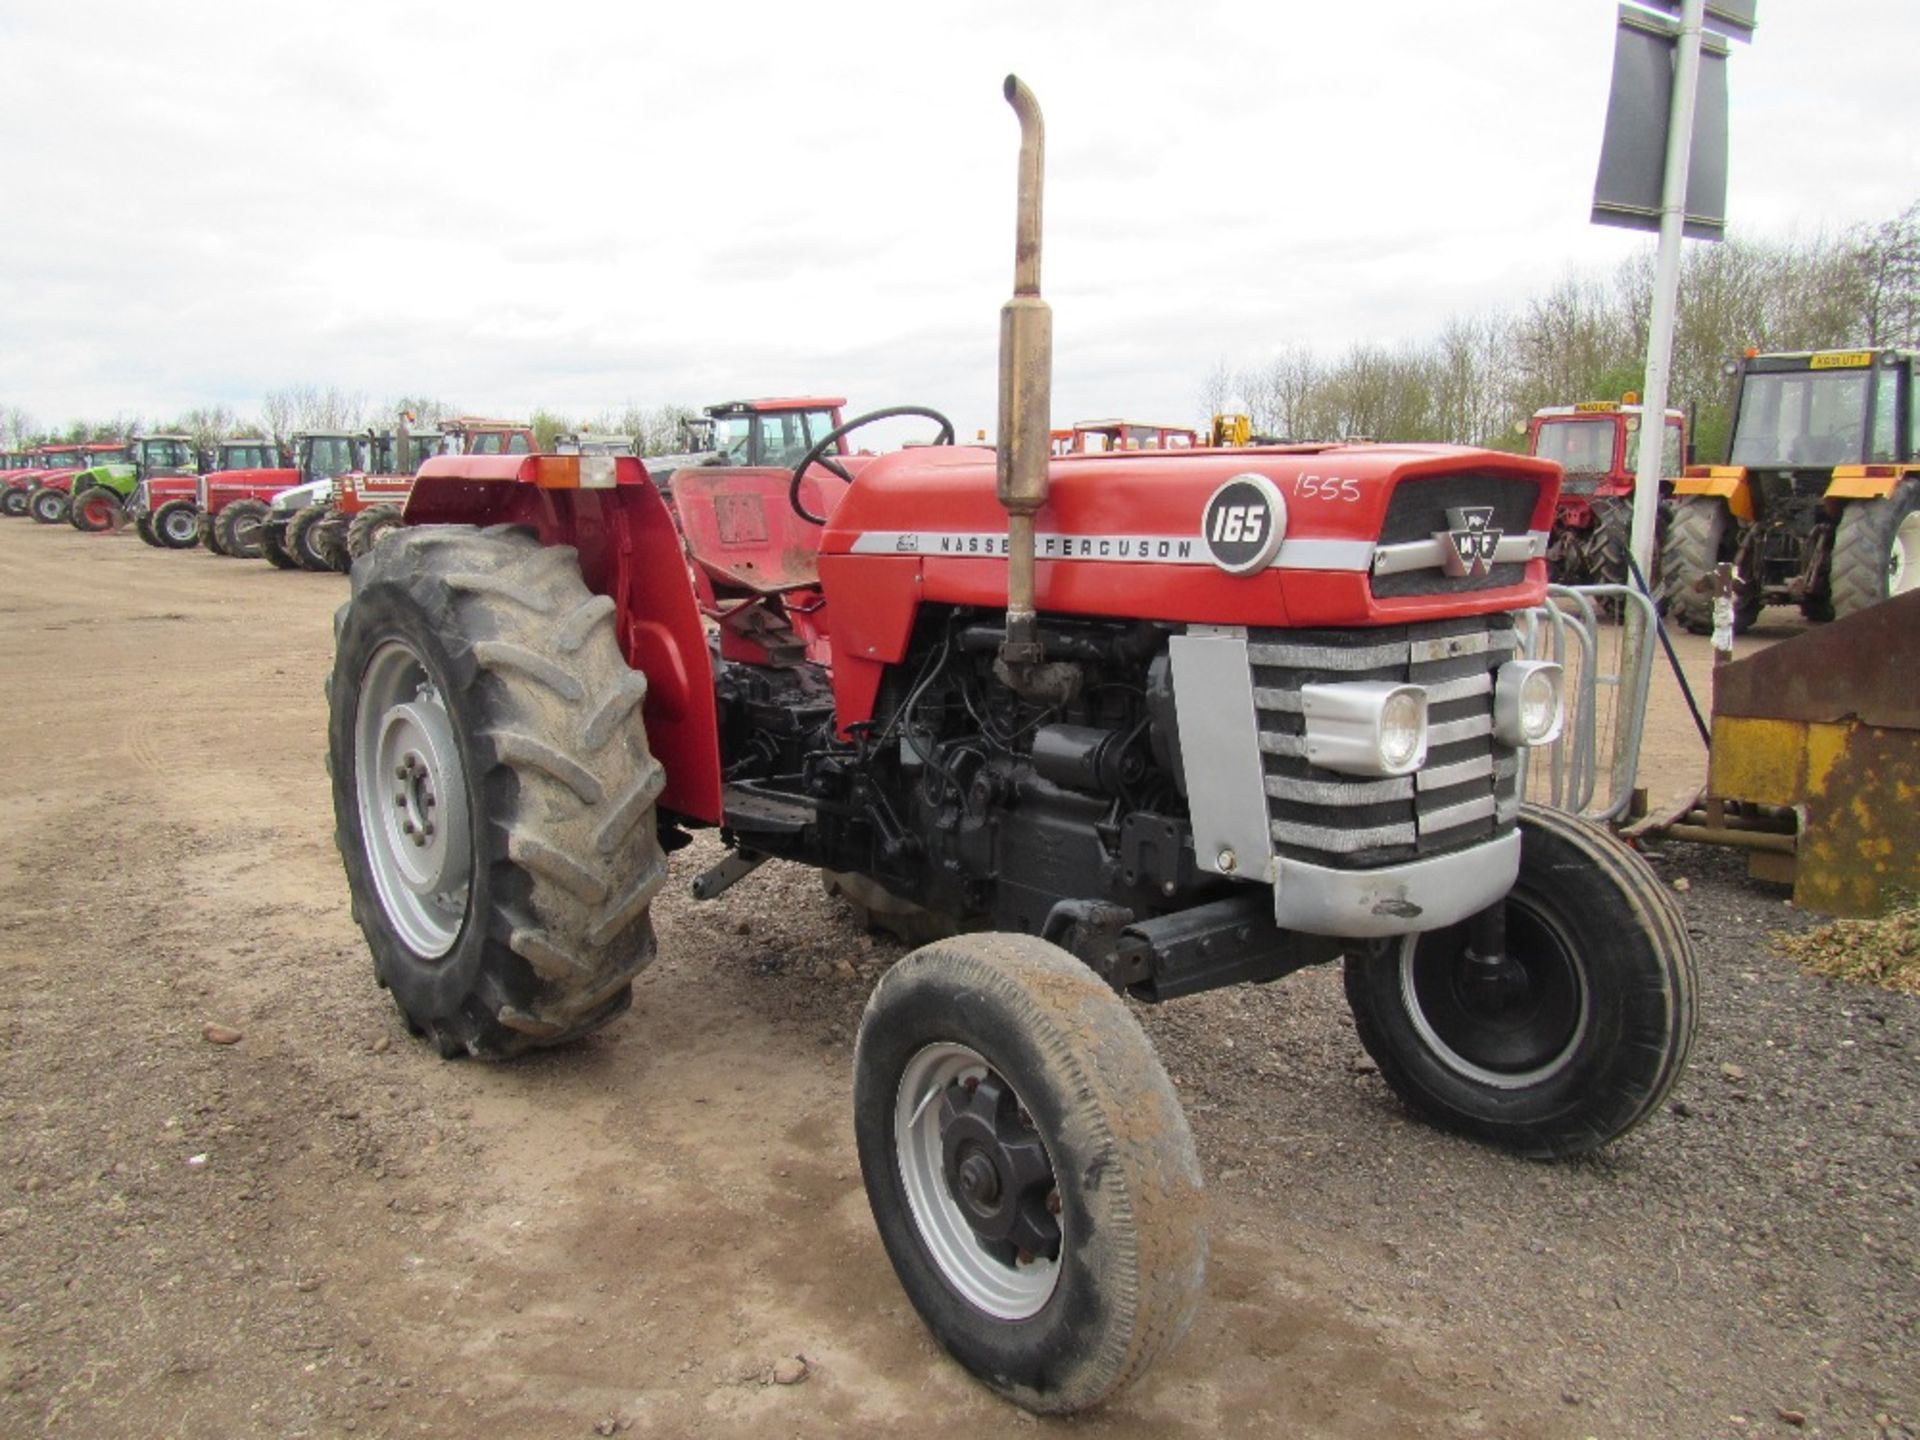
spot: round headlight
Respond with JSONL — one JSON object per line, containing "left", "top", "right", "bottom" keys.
{"left": 1379, "top": 689, "right": 1426, "bottom": 770}
{"left": 1518, "top": 669, "right": 1560, "bottom": 743}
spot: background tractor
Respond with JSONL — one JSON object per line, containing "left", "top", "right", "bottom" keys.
{"left": 69, "top": 433, "right": 199, "bottom": 535}
{"left": 266, "top": 427, "right": 448, "bottom": 573}
{"left": 198, "top": 432, "right": 358, "bottom": 559}
{"left": 1527, "top": 399, "right": 1686, "bottom": 587}
{"left": 327, "top": 78, "right": 1696, "bottom": 1415}
{"left": 20, "top": 442, "right": 131, "bottom": 525}
{"left": 132, "top": 437, "right": 283, "bottom": 549}
{"left": 1664, "top": 347, "right": 1920, "bottom": 631}
{"left": 0, "top": 450, "right": 49, "bottom": 514}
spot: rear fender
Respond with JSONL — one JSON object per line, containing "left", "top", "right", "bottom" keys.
{"left": 1825, "top": 464, "right": 1915, "bottom": 502}
{"left": 405, "top": 456, "right": 722, "bottom": 825}
{"left": 1675, "top": 465, "right": 1754, "bottom": 522}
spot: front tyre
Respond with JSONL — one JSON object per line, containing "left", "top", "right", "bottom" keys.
{"left": 288, "top": 504, "right": 335, "bottom": 572}
{"left": 0, "top": 487, "right": 28, "bottom": 518}
{"left": 29, "top": 487, "right": 70, "bottom": 525}
{"left": 217, "top": 498, "right": 270, "bottom": 558}
{"left": 70, "top": 487, "right": 126, "bottom": 532}
{"left": 854, "top": 934, "right": 1206, "bottom": 1414}
{"left": 347, "top": 503, "right": 405, "bottom": 560}
{"left": 1344, "top": 805, "right": 1696, "bottom": 1158}
{"left": 328, "top": 524, "right": 667, "bottom": 1057}
{"left": 1659, "top": 495, "right": 1756, "bottom": 634}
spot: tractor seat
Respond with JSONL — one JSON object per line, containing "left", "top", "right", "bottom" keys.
{"left": 672, "top": 466, "right": 851, "bottom": 594}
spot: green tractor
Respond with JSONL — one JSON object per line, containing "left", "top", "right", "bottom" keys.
{"left": 68, "top": 434, "right": 200, "bottom": 535}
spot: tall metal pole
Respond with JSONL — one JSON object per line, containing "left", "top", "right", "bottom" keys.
{"left": 1616, "top": 0, "right": 1706, "bottom": 804}
{"left": 1629, "top": 0, "right": 1706, "bottom": 586}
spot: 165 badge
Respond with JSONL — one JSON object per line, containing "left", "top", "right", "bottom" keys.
{"left": 1201, "top": 474, "right": 1287, "bottom": 574}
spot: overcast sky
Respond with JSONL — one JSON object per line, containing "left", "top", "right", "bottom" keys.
{"left": 2, "top": 0, "right": 1913, "bottom": 442}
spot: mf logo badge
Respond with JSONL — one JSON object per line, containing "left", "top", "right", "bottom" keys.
{"left": 1201, "top": 474, "right": 1287, "bottom": 575}
{"left": 1438, "top": 506, "right": 1502, "bottom": 578}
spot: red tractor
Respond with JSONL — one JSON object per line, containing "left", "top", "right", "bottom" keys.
{"left": 327, "top": 79, "right": 1695, "bottom": 1414}
{"left": 1527, "top": 399, "right": 1686, "bottom": 587}
{"left": 19, "top": 441, "right": 132, "bottom": 525}
{"left": 290, "top": 418, "right": 537, "bottom": 571}
{"left": 0, "top": 448, "right": 52, "bottom": 513}
{"left": 133, "top": 438, "right": 285, "bottom": 549}
{"left": 197, "top": 433, "right": 362, "bottom": 559}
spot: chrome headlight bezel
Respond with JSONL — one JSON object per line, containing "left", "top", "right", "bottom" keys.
{"left": 1494, "top": 660, "right": 1564, "bottom": 746}
{"left": 1300, "top": 680, "right": 1429, "bottom": 777}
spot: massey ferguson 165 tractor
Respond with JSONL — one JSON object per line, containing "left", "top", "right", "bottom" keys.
{"left": 133, "top": 437, "right": 284, "bottom": 549}
{"left": 1665, "top": 347, "right": 1920, "bottom": 631}
{"left": 327, "top": 80, "right": 1695, "bottom": 1414}
{"left": 1527, "top": 400, "right": 1686, "bottom": 586}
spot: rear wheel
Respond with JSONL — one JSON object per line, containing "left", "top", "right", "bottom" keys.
{"left": 217, "top": 498, "right": 270, "bottom": 558}
{"left": 317, "top": 514, "right": 354, "bottom": 572}
{"left": 0, "top": 487, "right": 27, "bottom": 518}
{"left": 1343, "top": 805, "right": 1696, "bottom": 1158}
{"left": 347, "top": 504, "right": 405, "bottom": 560}
{"left": 70, "top": 487, "right": 125, "bottom": 532}
{"left": 1828, "top": 478, "right": 1920, "bottom": 619}
{"left": 328, "top": 524, "right": 667, "bottom": 1057}
{"left": 29, "top": 487, "right": 70, "bottom": 525}
{"left": 288, "top": 504, "right": 336, "bottom": 572}
{"left": 854, "top": 933, "right": 1206, "bottom": 1413}
{"left": 1660, "top": 496, "right": 1757, "bottom": 634}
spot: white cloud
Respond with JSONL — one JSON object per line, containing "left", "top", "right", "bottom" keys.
{"left": 0, "top": 0, "right": 1911, "bottom": 438}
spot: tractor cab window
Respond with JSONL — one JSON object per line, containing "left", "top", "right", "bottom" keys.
{"left": 467, "top": 433, "right": 504, "bottom": 454}
{"left": 89, "top": 447, "right": 134, "bottom": 466}
{"left": 409, "top": 436, "right": 441, "bottom": 468}
{"left": 43, "top": 451, "right": 84, "bottom": 468}
{"left": 304, "top": 436, "right": 358, "bottom": 478}
{"left": 1731, "top": 370, "right": 1870, "bottom": 467}
{"left": 1623, "top": 419, "right": 1684, "bottom": 477}
{"left": 506, "top": 431, "right": 531, "bottom": 454}
{"left": 713, "top": 410, "right": 843, "bottom": 467}
{"left": 1869, "top": 366, "right": 1899, "bottom": 463}
{"left": 1533, "top": 419, "right": 1615, "bottom": 474}
{"left": 141, "top": 439, "right": 193, "bottom": 469}
{"left": 222, "top": 444, "right": 276, "bottom": 470}
{"left": 711, "top": 415, "right": 754, "bottom": 464}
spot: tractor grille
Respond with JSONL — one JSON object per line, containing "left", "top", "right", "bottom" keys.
{"left": 1248, "top": 614, "right": 1521, "bottom": 868}
{"left": 1371, "top": 472, "right": 1539, "bottom": 597}
{"left": 1558, "top": 472, "right": 1605, "bottom": 496}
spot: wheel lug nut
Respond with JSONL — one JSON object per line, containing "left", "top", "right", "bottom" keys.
{"left": 395, "top": 764, "right": 409, "bottom": 779}
{"left": 422, "top": 822, "right": 434, "bottom": 838}
{"left": 1016, "top": 1249, "right": 1034, "bottom": 1266}
{"left": 393, "top": 795, "right": 406, "bottom": 808}
{"left": 402, "top": 820, "right": 416, "bottom": 835}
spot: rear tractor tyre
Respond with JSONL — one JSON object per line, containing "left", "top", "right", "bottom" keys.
{"left": 853, "top": 933, "right": 1207, "bottom": 1413}
{"left": 1343, "top": 804, "right": 1697, "bottom": 1159}
{"left": 0, "top": 487, "right": 28, "bottom": 518}
{"left": 216, "top": 498, "right": 270, "bottom": 559}
{"left": 288, "top": 504, "right": 336, "bottom": 572}
{"left": 328, "top": 524, "right": 668, "bottom": 1058}
{"left": 347, "top": 504, "right": 405, "bottom": 560}
{"left": 199, "top": 510, "right": 228, "bottom": 555}
{"left": 28, "top": 487, "right": 70, "bottom": 525}
{"left": 70, "top": 487, "right": 126, "bottom": 533}
{"left": 1828, "top": 478, "right": 1920, "bottom": 619}
{"left": 1659, "top": 496, "right": 1757, "bottom": 635}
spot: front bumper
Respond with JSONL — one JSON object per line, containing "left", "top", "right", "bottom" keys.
{"left": 1272, "top": 828, "right": 1519, "bottom": 937}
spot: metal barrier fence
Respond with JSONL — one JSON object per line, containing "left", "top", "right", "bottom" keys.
{"left": 1514, "top": 585, "right": 1658, "bottom": 822}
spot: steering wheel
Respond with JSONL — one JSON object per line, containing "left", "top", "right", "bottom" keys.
{"left": 789, "top": 404, "right": 956, "bottom": 525}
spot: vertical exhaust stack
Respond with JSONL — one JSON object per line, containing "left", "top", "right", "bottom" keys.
{"left": 996, "top": 75, "right": 1055, "bottom": 689}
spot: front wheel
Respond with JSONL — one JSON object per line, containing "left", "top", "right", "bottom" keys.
{"left": 0, "top": 487, "right": 28, "bottom": 518}
{"left": 347, "top": 504, "right": 404, "bottom": 560}
{"left": 1828, "top": 478, "right": 1920, "bottom": 619}
{"left": 217, "top": 498, "right": 270, "bottom": 558}
{"left": 1343, "top": 805, "right": 1696, "bottom": 1158}
{"left": 70, "top": 487, "right": 126, "bottom": 532}
{"left": 854, "top": 934, "right": 1206, "bottom": 1413}
{"left": 287, "top": 504, "right": 336, "bottom": 572}
{"left": 28, "top": 487, "right": 70, "bottom": 525}
{"left": 329, "top": 524, "right": 667, "bottom": 1057}
{"left": 134, "top": 512, "right": 161, "bottom": 547}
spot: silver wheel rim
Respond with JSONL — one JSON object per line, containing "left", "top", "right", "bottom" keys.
{"left": 1397, "top": 932, "right": 1589, "bottom": 1090}
{"left": 353, "top": 640, "right": 473, "bottom": 958}
{"left": 164, "top": 509, "right": 198, "bottom": 544}
{"left": 894, "top": 1042, "right": 1061, "bottom": 1320}
{"left": 1889, "top": 510, "right": 1920, "bottom": 596}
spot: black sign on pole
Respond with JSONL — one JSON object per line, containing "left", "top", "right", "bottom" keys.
{"left": 1591, "top": 6, "right": 1733, "bottom": 239}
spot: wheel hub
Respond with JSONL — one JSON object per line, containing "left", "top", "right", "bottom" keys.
{"left": 354, "top": 642, "right": 473, "bottom": 958}
{"left": 1890, "top": 510, "right": 1920, "bottom": 595}
{"left": 938, "top": 1073, "right": 1060, "bottom": 1262}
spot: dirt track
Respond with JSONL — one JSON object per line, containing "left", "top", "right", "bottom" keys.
{"left": 0, "top": 521, "right": 1914, "bottom": 1439}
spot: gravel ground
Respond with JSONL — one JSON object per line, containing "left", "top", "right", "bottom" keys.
{"left": 0, "top": 521, "right": 1914, "bottom": 1439}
